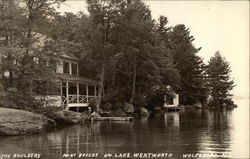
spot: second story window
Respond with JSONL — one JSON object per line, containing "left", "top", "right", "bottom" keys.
{"left": 63, "top": 62, "right": 69, "bottom": 74}
{"left": 71, "top": 63, "right": 78, "bottom": 75}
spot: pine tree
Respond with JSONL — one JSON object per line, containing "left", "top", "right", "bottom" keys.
{"left": 168, "top": 24, "right": 208, "bottom": 105}
{"left": 206, "top": 51, "right": 236, "bottom": 108}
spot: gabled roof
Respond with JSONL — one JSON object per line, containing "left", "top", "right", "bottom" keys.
{"left": 57, "top": 52, "right": 79, "bottom": 61}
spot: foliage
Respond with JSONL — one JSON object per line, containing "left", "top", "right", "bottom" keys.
{"left": 206, "top": 51, "right": 235, "bottom": 108}
{"left": 45, "top": 0, "right": 206, "bottom": 109}
{"left": 0, "top": 0, "right": 64, "bottom": 110}
{"left": 0, "top": 0, "right": 236, "bottom": 113}
{"left": 0, "top": 82, "right": 62, "bottom": 117}
{"left": 168, "top": 24, "right": 208, "bottom": 105}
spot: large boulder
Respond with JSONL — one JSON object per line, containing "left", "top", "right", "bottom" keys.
{"left": 140, "top": 107, "right": 150, "bottom": 116}
{"left": 123, "top": 103, "right": 134, "bottom": 113}
{"left": 52, "top": 110, "right": 82, "bottom": 125}
{"left": 0, "top": 108, "right": 56, "bottom": 136}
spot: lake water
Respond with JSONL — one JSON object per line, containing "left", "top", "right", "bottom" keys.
{"left": 0, "top": 100, "right": 249, "bottom": 159}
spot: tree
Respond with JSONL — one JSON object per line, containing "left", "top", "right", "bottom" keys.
{"left": 168, "top": 24, "right": 208, "bottom": 105}
{"left": 114, "top": 0, "right": 157, "bottom": 103}
{"left": 206, "top": 51, "right": 235, "bottom": 108}
{"left": 0, "top": 0, "right": 64, "bottom": 108}
{"left": 84, "top": 0, "right": 127, "bottom": 113}
{"left": 155, "top": 15, "right": 180, "bottom": 90}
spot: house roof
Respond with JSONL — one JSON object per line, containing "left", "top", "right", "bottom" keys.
{"left": 55, "top": 73, "right": 98, "bottom": 85}
{"left": 56, "top": 52, "right": 79, "bottom": 61}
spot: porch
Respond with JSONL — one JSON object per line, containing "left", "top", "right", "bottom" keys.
{"left": 61, "top": 82, "right": 98, "bottom": 110}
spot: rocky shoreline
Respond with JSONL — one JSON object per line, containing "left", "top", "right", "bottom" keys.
{"left": 0, "top": 102, "right": 151, "bottom": 136}
{"left": 0, "top": 101, "right": 237, "bottom": 136}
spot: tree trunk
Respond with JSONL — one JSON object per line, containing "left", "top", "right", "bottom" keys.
{"left": 111, "top": 71, "right": 116, "bottom": 95}
{"left": 130, "top": 60, "right": 136, "bottom": 103}
{"left": 96, "top": 61, "right": 105, "bottom": 114}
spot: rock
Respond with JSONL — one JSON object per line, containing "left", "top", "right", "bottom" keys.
{"left": 113, "top": 109, "right": 126, "bottom": 117}
{"left": 123, "top": 103, "right": 134, "bottom": 113}
{"left": 193, "top": 102, "right": 202, "bottom": 108}
{"left": 101, "top": 111, "right": 112, "bottom": 117}
{"left": 0, "top": 108, "right": 56, "bottom": 136}
{"left": 80, "top": 112, "right": 89, "bottom": 123}
{"left": 140, "top": 107, "right": 150, "bottom": 116}
{"left": 101, "top": 103, "right": 113, "bottom": 110}
{"left": 52, "top": 110, "right": 82, "bottom": 125}
{"left": 102, "top": 110, "right": 126, "bottom": 117}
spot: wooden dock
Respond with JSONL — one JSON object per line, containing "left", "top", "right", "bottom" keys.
{"left": 93, "top": 116, "right": 134, "bottom": 121}
{"left": 164, "top": 106, "right": 184, "bottom": 112}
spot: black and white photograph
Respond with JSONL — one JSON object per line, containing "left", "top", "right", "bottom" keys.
{"left": 0, "top": 0, "right": 249, "bottom": 159}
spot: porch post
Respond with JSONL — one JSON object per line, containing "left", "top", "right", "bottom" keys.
{"left": 60, "top": 82, "right": 63, "bottom": 105}
{"left": 77, "top": 83, "right": 79, "bottom": 103}
{"left": 69, "top": 62, "right": 72, "bottom": 75}
{"left": 86, "top": 84, "right": 89, "bottom": 103}
{"left": 66, "top": 82, "right": 69, "bottom": 104}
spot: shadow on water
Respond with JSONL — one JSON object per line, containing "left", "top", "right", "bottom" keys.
{"left": 0, "top": 100, "right": 249, "bottom": 158}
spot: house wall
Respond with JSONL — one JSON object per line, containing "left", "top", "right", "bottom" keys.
{"left": 165, "top": 93, "right": 179, "bottom": 108}
{"left": 55, "top": 58, "right": 78, "bottom": 76}
{"left": 56, "top": 61, "right": 64, "bottom": 74}
{"left": 173, "top": 94, "right": 179, "bottom": 106}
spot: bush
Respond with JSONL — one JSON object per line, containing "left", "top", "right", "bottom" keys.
{"left": 132, "top": 94, "right": 148, "bottom": 110}
{"left": 0, "top": 87, "right": 40, "bottom": 109}
{"left": 0, "top": 85, "right": 62, "bottom": 118}
{"left": 33, "top": 106, "right": 63, "bottom": 118}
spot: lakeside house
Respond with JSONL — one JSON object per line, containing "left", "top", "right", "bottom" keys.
{"left": 0, "top": 52, "right": 99, "bottom": 111}
{"left": 0, "top": 33, "right": 99, "bottom": 111}
{"left": 41, "top": 53, "right": 99, "bottom": 111}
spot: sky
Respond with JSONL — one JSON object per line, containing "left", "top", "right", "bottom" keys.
{"left": 57, "top": 0, "right": 249, "bottom": 99}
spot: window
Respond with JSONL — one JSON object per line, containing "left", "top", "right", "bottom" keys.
{"left": 63, "top": 62, "right": 69, "bottom": 74}
{"left": 71, "top": 63, "right": 78, "bottom": 75}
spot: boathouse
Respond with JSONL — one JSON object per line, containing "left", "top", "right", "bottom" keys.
{"left": 163, "top": 86, "right": 179, "bottom": 109}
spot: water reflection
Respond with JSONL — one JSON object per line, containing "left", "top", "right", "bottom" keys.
{"left": 0, "top": 100, "right": 249, "bottom": 158}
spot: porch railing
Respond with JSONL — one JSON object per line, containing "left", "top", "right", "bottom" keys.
{"left": 62, "top": 95, "right": 97, "bottom": 105}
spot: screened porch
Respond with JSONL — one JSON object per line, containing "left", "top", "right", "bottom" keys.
{"left": 61, "top": 82, "right": 98, "bottom": 109}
